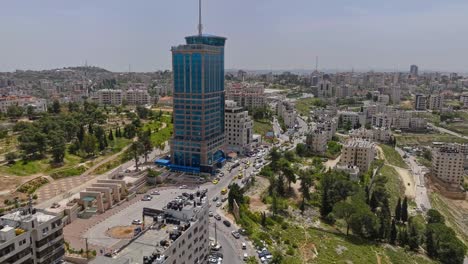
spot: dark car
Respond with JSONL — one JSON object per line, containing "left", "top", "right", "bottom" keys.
{"left": 223, "top": 220, "right": 231, "bottom": 227}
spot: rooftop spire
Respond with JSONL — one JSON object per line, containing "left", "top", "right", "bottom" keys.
{"left": 198, "top": 0, "right": 203, "bottom": 35}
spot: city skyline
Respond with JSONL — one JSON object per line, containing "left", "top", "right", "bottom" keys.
{"left": 1, "top": 0, "right": 468, "bottom": 72}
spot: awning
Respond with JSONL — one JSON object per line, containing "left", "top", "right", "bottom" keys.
{"left": 82, "top": 196, "right": 96, "bottom": 202}
{"left": 155, "top": 159, "right": 170, "bottom": 166}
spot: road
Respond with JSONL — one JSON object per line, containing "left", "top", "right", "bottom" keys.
{"left": 396, "top": 147, "right": 431, "bottom": 212}
{"left": 429, "top": 123, "right": 468, "bottom": 139}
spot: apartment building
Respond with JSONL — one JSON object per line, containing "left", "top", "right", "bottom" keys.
{"left": 315, "top": 117, "right": 337, "bottom": 140}
{"left": 460, "top": 94, "right": 468, "bottom": 108}
{"left": 432, "top": 145, "right": 465, "bottom": 188}
{"left": 338, "top": 111, "right": 365, "bottom": 128}
{"left": 0, "top": 96, "right": 47, "bottom": 113}
{"left": 96, "top": 89, "right": 122, "bottom": 105}
{"left": 305, "top": 129, "right": 328, "bottom": 154}
{"left": 414, "top": 94, "right": 427, "bottom": 110}
{"left": 277, "top": 101, "right": 297, "bottom": 128}
{"left": 0, "top": 207, "right": 64, "bottom": 264}
{"left": 125, "top": 89, "right": 151, "bottom": 105}
{"left": 349, "top": 127, "right": 392, "bottom": 143}
{"left": 427, "top": 94, "right": 443, "bottom": 110}
{"left": 335, "top": 85, "right": 353, "bottom": 98}
{"left": 377, "top": 94, "right": 390, "bottom": 105}
{"left": 339, "top": 139, "right": 376, "bottom": 174}
{"left": 226, "top": 83, "right": 266, "bottom": 110}
{"left": 225, "top": 100, "right": 253, "bottom": 155}
{"left": 91, "top": 190, "right": 210, "bottom": 264}
{"left": 371, "top": 114, "right": 392, "bottom": 128}
{"left": 96, "top": 89, "right": 151, "bottom": 105}
{"left": 314, "top": 80, "right": 334, "bottom": 98}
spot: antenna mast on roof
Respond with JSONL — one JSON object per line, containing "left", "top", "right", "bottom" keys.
{"left": 198, "top": 0, "right": 203, "bottom": 35}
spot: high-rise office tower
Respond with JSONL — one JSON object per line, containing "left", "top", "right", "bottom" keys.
{"left": 170, "top": 3, "right": 227, "bottom": 173}
{"left": 410, "top": 65, "right": 418, "bottom": 76}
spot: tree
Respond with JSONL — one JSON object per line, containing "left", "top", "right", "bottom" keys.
{"left": 136, "top": 106, "right": 150, "bottom": 119}
{"left": 94, "top": 126, "right": 107, "bottom": 151}
{"left": 68, "top": 102, "right": 80, "bottom": 112}
{"left": 299, "top": 169, "right": 313, "bottom": 214}
{"left": 269, "top": 147, "right": 281, "bottom": 170}
{"left": 7, "top": 105, "right": 24, "bottom": 119}
{"left": 427, "top": 209, "right": 445, "bottom": 224}
{"left": 401, "top": 196, "right": 408, "bottom": 223}
{"left": 390, "top": 219, "right": 397, "bottom": 245}
{"left": 407, "top": 216, "right": 425, "bottom": 251}
{"left": 343, "top": 120, "right": 352, "bottom": 131}
{"left": 123, "top": 124, "right": 137, "bottom": 139}
{"left": 333, "top": 200, "right": 356, "bottom": 235}
{"left": 138, "top": 130, "right": 153, "bottom": 163}
{"left": 108, "top": 129, "right": 114, "bottom": 141}
{"left": 5, "top": 152, "right": 17, "bottom": 164}
{"left": 51, "top": 100, "right": 61, "bottom": 114}
{"left": 26, "top": 105, "right": 35, "bottom": 119}
{"left": 128, "top": 141, "right": 144, "bottom": 171}
{"left": 82, "top": 133, "right": 97, "bottom": 157}
{"left": 77, "top": 125, "right": 85, "bottom": 143}
{"left": 261, "top": 212, "right": 267, "bottom": 227}
{"left": 369, "top": 192, "right": 379, "bottom": 212}
{"left": 279, "top": 159, "right": 296, "bottom": 190}
{"left": 378, "top": 198, "right": 392, "bottom": 240}
{"left": 18, "top": 128, "right": 47, "bottom": 160}
{"left": 49, "top": 131, "right": 66, "bottom": 164}
{"left": 295, "top": 143, "right": 308, "bottom": 157}
{"left": 395, "top": 197, "right": 402, "bottom": 222}
{"left": 227, "top": 183, "right": 244, "bottom": 212}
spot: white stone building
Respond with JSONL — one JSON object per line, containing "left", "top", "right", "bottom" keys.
{"left": 432, "top": 145, "right": 465, "bottom": 188}
{"left": 225, "top": 100, "right": 253, "bottom": 155}
{"left": 305, "top": 129, "right": 328, "bottom": 154}
{"left": 339, "top": 139, "right": 376, "bottom": 174}
{"left": 0, "top": 208, "right": 65, "bottom": 264}
{"left": 277, "top": 101, "right": 297, "bottom": 128}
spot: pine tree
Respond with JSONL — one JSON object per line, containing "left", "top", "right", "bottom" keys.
{"left": 398, "top": 226, "right": 408, "bottom": 246}
{"left": 261, "top": 212, "right": 267, "bottom": 227}
{"left": 365, "top": 185, "right": 370, "bottom": 204}
{"left": 369, "top": 192, "right": 378, "bottom": 213}
{"left": 401, "top": 197, "right": 408, "bottom": 223}
{"left": 108, "top": 130, "right": 114, "bottom": 141}
{"left": 395, "top": 197, "right": 402, "bottom": 222}
{"left": 390, "top": 219, "right": 397, "bottom": 245}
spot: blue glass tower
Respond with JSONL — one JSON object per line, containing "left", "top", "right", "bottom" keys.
{"left": 170, "top": 34, "right": 227, "bottom": 173}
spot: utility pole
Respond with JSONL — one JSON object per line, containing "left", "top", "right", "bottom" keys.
{"left": 85, "top": 237, "right": 89, "bottom": 259}
{"left": 214, "top": 221, "right": 218, "bottom": 245}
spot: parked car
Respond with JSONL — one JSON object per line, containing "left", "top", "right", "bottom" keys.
{"left": 179, "top": 185, "right": 188, "bottom": 189}
{"left": 242, "top": 242, "right": 247, "bottom": 250}
{"left": 141, "top": 195, "right": 152, "bottom": 201}
{"left": 214, "top": 214, "right": 221, "bottom": 221}
{"left": 216, "top": 202, "right": 222, "bottom": 207}
{"left": 209, "top": 211, "right": 214, "bottom": 217}
{"left": 150, "top": 190, "right": 160, "bottom": 195}
{"left": 223, "top": 220, "right": 231, "bottom": 227}
{"left": 132, "top": 219, "right": 142, "bottom": 225}
{"left": 221, "top": 197, "right": 228, "bottom": 202}
{"left": 243, "top": 253, "right": 248, "bottom": 261}
{"left": 231, "top": 231, "right": 240, "bottom": 239}
{"left": 212, "top": 196, "right": 219, "bottom": 202}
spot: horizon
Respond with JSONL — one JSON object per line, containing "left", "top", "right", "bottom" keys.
{"left": 1, "top": 0, "right": 467, "bottom": 72}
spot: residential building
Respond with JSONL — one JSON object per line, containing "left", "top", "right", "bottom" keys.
{"left": 335, "top": 85, "right": 353, "bottom": 98}
{"left": 91, "top": 190, "right": 210, "bottom": 264}
{"left": 0, "top": 96, "right": 47, "bottom": 113}
{"left": 427, "top": 94, "right": 443, "bottom": 110}
{"left": 339, "top": 139, "right": 376, "bottom": 174}
{"left": 334, "top": 164, "right": 360, "bottom": 181}
{"left": 125, "top": 89, "right": 151, "bottom": 105}
{"left": 170, "top": 33, "right": 227, "bottom": 173}
{"left": 225, "top": 100, "right": 253, "bottom": 155}
{"left": 339, "top": 111, "right": 365, "bottom": 128}
{"left": 410, "top": 65, "right": 419, "bottom": 77}
{"left": 305, "top": 129, "right": 328, "bottom": 154}
{"left": 96, "top": 89, "right": 123, "bottom": 105}
{"left": 460, "top": 94, "right": 468, "bottom": 108}
{"left": 414, "top": 94, "right": 427, "bottom": 110}
{"left": 371, "top": 114, "right": 392, "bottom": 128}
{"left": 349, "top": 127, "right": 392, "bottom": 143}
{"left": 226, "top": 83, "right": 266, "bottom": 109}
{"left": 277, "top": 101, "right": 297, "bottom": 128}
{"left": 0, "top": 207, "right": 65, "bottom": 264}
{"left": 390, "top": 85, "right": 401, "bottom": 104}
{"left": 432, "top": 145, "right": 465, "bottom": 188}
{"left": 377, "top": 94, "right": 390, "bottom": 105}
{"left": 314, "top": 80, "right": 333, "bottom": 98}
{"left": 315, "top": 117, "right": 337, "bottom": 140}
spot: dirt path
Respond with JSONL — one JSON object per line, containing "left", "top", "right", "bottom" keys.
{"left": 324, "top": 155, "right": 340, "bottom": 169}
{"left": 376, "top": 146, "right": 415, "bottom": 198}
{"left": 245, "top": 177, "right": 269, "bottom": 212}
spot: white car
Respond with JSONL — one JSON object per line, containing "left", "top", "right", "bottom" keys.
{"left": 243, "top": 253, "right": 248, "bottom": 261}
{"left": 132, "top": 219, "right": 142, "bottom": 225}
{"left": 209, "top": 211, "right": 214, "bottom": 217}
{"left": 242, "top": 242, "right": 247, "bottom": 250}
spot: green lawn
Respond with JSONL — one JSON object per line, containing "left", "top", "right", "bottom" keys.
{"left": 380, "top": 144, "right": 408, "bottom": 168}
{"left": 0, "top": 153, "right": 82, "bottom": 176}
{"left": 109, "top": 137, "right": 131, "bottom": 153}
{"left": 295, "top": 98, "right": 326, "bottom": 116}
{"left": 253, "top": 120, "right": 273, "bottom": 136}
{"left": 379, "top": 165, "right": 406, "bottom": 209}
{"left": 237, "top": 205, "right": 435, "bottom": 264}
{"left": 430, "top": 193, "right": 468, "bottom": 245}
{"left": 395, "top": 132, "right": 468, "bottom": 146}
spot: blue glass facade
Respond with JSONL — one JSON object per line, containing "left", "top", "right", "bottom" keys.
{"left": 170, "top": 34, "right": 227, "bottom": 173}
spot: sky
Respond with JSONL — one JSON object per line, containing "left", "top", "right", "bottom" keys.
{"left": 1, "top": 0, "right": 467, "bottom": 73}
